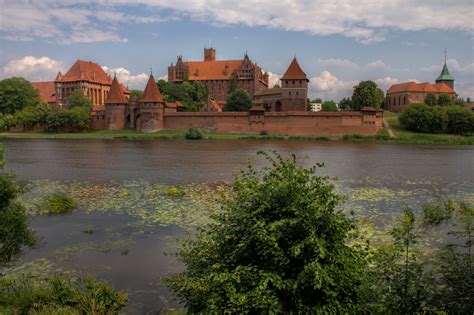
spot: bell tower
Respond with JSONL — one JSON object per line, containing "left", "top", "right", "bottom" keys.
{"left": 204, "top": 47, "right": 216, "bottom": 61}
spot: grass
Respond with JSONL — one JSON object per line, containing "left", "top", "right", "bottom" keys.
{"left": 0, "top": 274, "right": 127, "bottom": 314}
{"left": 1, "top": 113, "right": 473, "bottom": 144}
{"left": 39, "top": 192, "right": 76, "bottom": 214}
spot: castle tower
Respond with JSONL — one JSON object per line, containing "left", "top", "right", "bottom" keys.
{"left": 105, "top": 75, "right": 128, "bottom": 130}
{"left": 137, "top": 74, "right": 165, "bottom": 132}
{"left": 435, "top": 51, "right": 455, "bottom": 90}
{"left": 280, "top": 57, "right": 309, "bottom": 111}
{"left": 204, "top": 47, "right": 216, "bottom": 61}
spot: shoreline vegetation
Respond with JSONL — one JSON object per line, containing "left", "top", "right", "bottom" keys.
{"left": 0, "top": 111, "right": 473, "bottom": 145}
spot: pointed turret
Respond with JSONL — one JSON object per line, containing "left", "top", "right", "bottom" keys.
{"left": 281, "top": 57, "right": 308, "bottom": 81}
{"left": 139, "top": 74, "right": 164, "bottom": 103}
{"left": 435, "top": 62, "right": 455, "bottom": 90}
{"left": 106, "top": 75, "right": 127, "bottom": 104}
{"left": 54, "top": 71, "right": 63, "bottom": 81}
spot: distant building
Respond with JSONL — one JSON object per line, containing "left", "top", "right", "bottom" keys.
{"left": 32, "top": 59, "right": 130, "bottom": 112}
{"left": 310, "top": 102, "right": 322, "bottom": 112}
{"left": 168, "top": 47, "right": 269, "bottom": 108}
{"left": 253, "top": 58, "right": 309, "bottom": 112}
{"left": 385, "top": 57, "right": 456, "bottom": 112}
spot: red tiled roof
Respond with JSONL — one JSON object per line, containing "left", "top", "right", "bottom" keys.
{"left": 281, "top": 57, "right": 308, "bottom": 80}
{"left": 105, "top": 76, "right": 127, "bottom": 104}
{"left": 185, "top": 60, "right": 242, "bottom": 80}
{"left": 31, "top": 81, "right": 56, "bottom": 103}
{"left": 140, "top": 74, "right": 164, "bottom": 103}
{"left": 387, "top": 81, "right": 456, "bottom": 95}
{"left": 119, "top": 83, "right": 129, "bottom": 95}
{"left": 166, "top": 101, "right": 184, "bottom": 108}
{"left": 433, "top": 83, "right": 455, "bottom": 94}
{"left": 59, "top": 60, "right": 111, "bottom": 85}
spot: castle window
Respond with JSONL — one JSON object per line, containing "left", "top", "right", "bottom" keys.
{"left": 292, "top": 80, "right": 295, "bottom": 84}
{"left": 289, "top": 91, "right": 292, "bottom": 96}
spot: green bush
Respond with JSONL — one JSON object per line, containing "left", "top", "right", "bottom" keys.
{"left": 45, "top": 107, "right": 91, "bottom": 132}
{"left": 0, "top": 147, "right": 35, "bottom": 262}
{"left": 0, "top": 274, "right": 127, "bottom": 314}
{"left": 12, "top": 102, "right": 51, "bottom": 128}
{"left": 166, "top": 152, "right": 366, "bottom": 313}
{"left": 399, "top": 103, "right": 433, "bottom": 133}
{"left": 445, "top": 106, "right": 474, "bottom": 135}
{"left": 422, "top": 200, "right": 454, "bottom": 224}
{"left": 40, "top": 192, "right": 76, "bottom": 214}
{"left": 165, "top": 186, "right": 185, "bottom": 197}
{"left": 184, "top": 126, "right": 202, "bottom": 140}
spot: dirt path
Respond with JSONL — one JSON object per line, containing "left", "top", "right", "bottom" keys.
{"left": 383, "top": 118, "right": 397, "bottom": 138}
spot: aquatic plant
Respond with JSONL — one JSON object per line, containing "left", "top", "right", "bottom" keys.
{"left": 165, "top": 186, "right": 185, "bottom": 197}
{"left": 0, "top": 273, "right": 127, "bottom": 314}
{"left": 40, "top": 192, "right": 76, "bottom": 214}
{"left": 81, "top": 226, "right": 95, "bottom": 235}
{"left": 421, "top": 200, "right": 455, "bottom": 225}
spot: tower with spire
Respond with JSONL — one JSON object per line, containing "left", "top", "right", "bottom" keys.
{"left": 280, "top": 57, "right": 309, "bottom": 111}
{"left": 136, "top": 73, "right": 166, "bottom": 132}
{"left": 105, "top": 74, "right": 128, "bottom": 130}
{"left": 435, "top": 50, "right": 455, "bottom": 90}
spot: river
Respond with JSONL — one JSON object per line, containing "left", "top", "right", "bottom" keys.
{"left": 1, "top": 139, "right": 473, "bottom": 314}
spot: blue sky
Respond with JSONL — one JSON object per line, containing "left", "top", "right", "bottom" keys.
{"left": 1, "top": 0, "right": 473, "bottom": 101}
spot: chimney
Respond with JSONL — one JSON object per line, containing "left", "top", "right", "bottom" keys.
{"left": 204, "top": 47, "right": 216, "bottom": 61}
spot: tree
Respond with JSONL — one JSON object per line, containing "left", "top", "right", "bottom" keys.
{"left": 454, "top": 98, "right": 465, "bottom": 106}
{"left": 12, "top": 102, "right": 51, "bottom": 128}
{"left": 321, "top": 101, "right": 338, "bottom": 112}
{"left": 129, "top": 90, "right": 143, "bottom": 101}
{"left": 223, "top": 88, "right": 252, "bottom": 111}
{"left": 0, "top": 146, "right": 35, "bottom": 262}
{"left": 352, "top": 80, "right": 384, "bottom": 110}
{"left": 467, "top": 97, "right": 471, "bottom": 103}
{"left": 424, "top": 93, "right": 437, "bottom": 106}
{"left": 437, "top": 93, "right": 452, "bottom": 106}
{"left": 68, "top": 90, "right": 92, "bottom": 109}
{"left": 398, "top": 103, "right": 434, "bottom": 133}
{"left": 312, "top": 98, "right": 322, "bottom": 103}
{"left": 339, "top": 97, "right": 352, "bottom": 110}
{"left": 228, "top": 73, "right": 239, "bottom": 94}
{"left": 0, "top": 77, "right": 41, "bottom": 114}
{"left": 166, "top": 152, "right": 367, "bottom": 313}
{"left": 445, "top": 106, "right": 474, "bottom": 135}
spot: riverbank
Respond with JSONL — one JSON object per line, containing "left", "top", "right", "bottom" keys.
{"left": 1, "top": 112, "right": 473, "bottom": 144}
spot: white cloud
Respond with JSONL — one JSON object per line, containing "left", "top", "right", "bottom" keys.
{"left": 1, "top": 56, "right": 63, "bottom": 81}
{"left": 102, "top": 66, "right": 149, "bottom": 89}
{"left": 309, "top": 71, "right": 358, "bottom": 101}
{"left": 1, "top": 0, "right": 472, "bottom": 44}
{"left": 266, "top": 72, "right": 281, "bottom": 88}
{"left": 375, "top": 77, "right": 399, "bottom": 90}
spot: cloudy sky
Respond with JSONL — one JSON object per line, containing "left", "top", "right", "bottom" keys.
{"left": 0, "top": 0, "right": 473, "bottom": 101}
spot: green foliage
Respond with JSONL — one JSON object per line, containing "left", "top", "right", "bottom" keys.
{"left": 166, "top": 152, "right": 366, "bottom": 313}
{"left": 454, "top": 98, "right": 465, "bottom": 106}
{"left": 39, "top": 192, "right": 76, "bottom": 214}
{"left": 157, "top": 80, "right": 208, "bottom": 112}
{"left": 338, "top": 97, "right": 352, "bottom": 110}
{"left": 224, "top": 88, "right": 252, "bottom": 111}
{"left": 424, "top": 92, "right": 438, "bottom": 106}
{"left": 445, "top": 105, "right": 474, "bottom": 135}
{"left": 129, "top": 89, "right": 143, "bottom": 101}
{"left": 45, "top": 106, "right": 91, "bottom": 132}
{"left": 352, "top": 80, "right": 384, "bottom": 110}
{"left": 0, "top": 77, "right": 41, "bottom": 114}
{"left": 81, "top": 226, "right": 95, "bottom": 234}
{"left": 12, "top": 102, "right": 51, "bottom": 128}
{"left": 228, "top": 73, "right": 239, "bottom": 94}
{"left": 184, "top": 126, "right": 203, "bottom": 140}
{"left": 0, "top": 147, "right": 35, "bottom": 262}
{"left": 437, "top": 93, "right": 452, "bottom": 106}
{"left": 311, "top": 98, "right": 322, "bottom": 103}
{"left": 0, "top": 114, "right": 14, "bottom": 131}
{"left": 68, "top": 90, "right": 92, "bottom": 109}
{"left": 422, "top": 200, "right": 454, "bottom": 224}
{"left": 259, "top": 130, "right": 268, "bottom": 136}
{"left": 165, "top": 186, "right": 186, "bottom": 197}
{"left": 321, "top": 101, "right": 338, "bottom": 112}
{"left": 0, "top": 274, "right": 128, "bottom": 314}
{"left": 399, "top": 103, "right": 473, "bottom": 135}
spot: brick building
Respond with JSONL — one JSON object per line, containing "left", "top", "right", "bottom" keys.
{"left": 168, "top": 47, "right": 269, "bottom": 109}
{"left": 385, "top": 59, "right": 456, "bottom": 112}
{"left": 253, "top": 58, "right": 309, "bottom": 112}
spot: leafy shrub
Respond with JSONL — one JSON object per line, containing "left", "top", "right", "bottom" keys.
{"left": 429, "top": 106, "right": 448, "bottom": 133}
{"left": 166, "top": 152, "right": 366, "bottom": 313}
{"left": 437, "top": 93, "right": 453, "bottom": 106}
{"left": 0, "top": 147, "right": 35, "bottom": 262}
{"left": 12, "top": 102, "right": 51, "bottom": 128}
{"left": 445, "top": 106, "right": 474, "bottom": 135}
{"left": 0, "top": 274, "right": 127, "bottom": 314}
{"left": 45, "top": 107, "right": 91, "bottom": 132}
{"left": 184, "top": 126, "right": 202, "bottom": 140}
{"left": 40, "top": 192, "right": 76, "bottom": 214}
{"left": 0, "top": 114, "right": 13, "bottom": 131}
{"left": 399, "top": 103, "right": 433, "bottom": 133}
{"left": 321, "top": 101, "right": 338, "bottom": 112}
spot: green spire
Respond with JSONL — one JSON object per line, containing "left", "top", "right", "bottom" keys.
{"left": 436, "top": 50, "right": 455, "bottom": 82}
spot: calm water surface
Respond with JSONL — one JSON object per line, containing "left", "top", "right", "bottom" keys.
{"left": 1, "top": 139, "right": 473, "bottom": 314}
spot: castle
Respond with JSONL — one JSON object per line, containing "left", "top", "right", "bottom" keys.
{"left": 385, "top": 57, "right": 456, "bottom": 112}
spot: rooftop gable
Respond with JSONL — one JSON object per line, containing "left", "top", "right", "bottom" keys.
{"left": 60, "top": 60, "right": 111, "bottom": 85}
{"left": 105, "top": 76, "right": 127, "bottom": 104}
{"left": 281, "top": 58, "right": 308, "bottom": 81}
{"left": 139, "top": 74, "right": 164, "bottom": 103}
